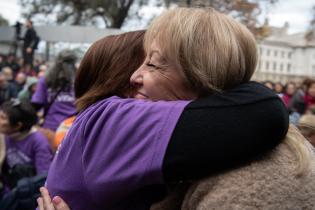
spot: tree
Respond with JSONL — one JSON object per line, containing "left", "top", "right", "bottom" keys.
{"left": 0, "top": 14, "right": 9, "bottom": 26}
{"left": 19, "top": 0, "right": 278, "bottom": 32}
{"left": 305, "top": 5, "right": 315, "bottom": 41}
{"left": 19, "top": 0, "right": 148, "bottom": 28}
{"left": 163, "top": 0, "right": 278, "bottom": 35}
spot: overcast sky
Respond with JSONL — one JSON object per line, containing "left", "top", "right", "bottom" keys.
{"left": 0, "top": 0, "right": 313, "bottom": 34}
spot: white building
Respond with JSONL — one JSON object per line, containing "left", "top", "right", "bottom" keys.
{"left": 253, "top": 24, "right": 315, "bottom": 83}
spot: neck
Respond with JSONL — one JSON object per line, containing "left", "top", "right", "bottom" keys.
{"left": 9, "top": 127, "right": 36, "bottom": 141}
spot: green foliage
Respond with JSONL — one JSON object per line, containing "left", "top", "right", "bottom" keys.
{"left": 305, "top": 5, "right": 315, "bottom": 41}
{"left": 18, "top": 0, "right": 278, "bottom": 29}
{"left": 0, "top": 14, "right": 9, "bottom": 26}
{"left": 19, "top": 0, "right": 149, "bottom": 28}
{"left": 163, "top": 0, "right": 278, "bottom": 30}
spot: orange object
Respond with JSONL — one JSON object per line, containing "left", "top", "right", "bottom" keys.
{"left": 53, "top": 116, "right": 76, "bottom": 151}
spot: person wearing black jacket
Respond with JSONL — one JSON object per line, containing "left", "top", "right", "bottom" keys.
{"left": 22, "top": 20, "right": 37, "bottom": 67}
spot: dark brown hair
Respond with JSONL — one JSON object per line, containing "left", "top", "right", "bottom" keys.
{"left": 1, "top": 99, "right": 38, "bottom": 132}
{"left": 75, "top": 30, "right": 145, "bottom": 112}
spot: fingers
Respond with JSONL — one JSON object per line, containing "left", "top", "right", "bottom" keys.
{"left": 40, "top": 187, "right": 55, "bottom": 210}
{"left": 37, "top": 197, "right": 44, "bottom": 210}
{"left": 38, "top": 187, "right": 71, "bottom": 210}
{"left": 52, "top": 196, "right": 71, "bottom": 210}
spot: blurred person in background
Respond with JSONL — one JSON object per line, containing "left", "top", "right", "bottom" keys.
{"left": 33, "top": 58, "right": 45, "bottom": 75}
{"left": 31, "top": 50, "right": 77, "bottom": 149}
{"left": 21, "top": 19, "right": 38, "bottom": 69}
{"left": 303, "top": 80, "right": 315, "bottom": 110}
{"left": 0, "top": 72, "right": 18, "bottom": 105}
{"left": 289, "top": 78, "right": 315, "bottom": 124}
{"left": 305, "top": 105, "right": 315, "bottom": 115}
{"left": 14, "top": 72, "right": 27, "bottom": 93}
{"left": 289, "top": 78, "right": 313, "bottom": 114}
{"left": 23, "top": 63, "right": 37, "bottom": 76}
{"left": 0, "top": 55, "right": 5, "bottom": 71}
{"left": 2, "top": 67, "right": 19, "bottom": 97}
{"left": 0, "top": 99, "right": 52, "bottom": 210}
{"left": 4, "top": 54, "right": 20, "bottom": 76}
{"left": 282, "top": 82, "right": 296, "bottom": 108}
{"left": 262, "top": 80, "right": 274, "bottom": 90}
{"left": 274, "top": 82, "right": 284, "bottom": 97}
{"left": 18, "top": 77, "right": 38, "bottom": 103}
{"left": 37, "top": 64, "right": 47, "bottom": 78}
{"left": 2, "top": 67, "right": 15, "bottom": 85}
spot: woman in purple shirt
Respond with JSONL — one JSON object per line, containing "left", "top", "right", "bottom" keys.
{"left": 0, "top": 99, "right": 52, "bottom": 194}
{"left": 31, "top": 50, "right": 77, "bottom": 151}
{"left": 38, "top": 9, "right": 288, "bottom": 210}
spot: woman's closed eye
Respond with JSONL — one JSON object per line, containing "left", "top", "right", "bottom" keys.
{"left": 146, "top": 63, "right": 160, "bottom": 70}
{"left": 146, "top": 63, "right": 156, "bottom": 68}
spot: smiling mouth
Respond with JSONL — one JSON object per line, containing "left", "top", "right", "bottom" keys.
{"left": 134, "top": 92, "right": 148, "bottom": 99}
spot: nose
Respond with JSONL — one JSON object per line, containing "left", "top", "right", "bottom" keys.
{"left": 130, "top": 66, "right": 144, "bottom": 88}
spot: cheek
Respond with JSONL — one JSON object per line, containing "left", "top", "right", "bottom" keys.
{"left": 144, "top": 74, "right": 165, "bottom": 93}
{"left": 0, "top": 121, "right": 10, "bottom": 133}
{"left": 309, "top": 87, "right": 315, "bottom": 96}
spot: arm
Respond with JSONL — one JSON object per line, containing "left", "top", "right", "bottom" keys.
{"left": 46, "top": 83, "right": 288, "bottom": 207}
{"left": 27, "top": 29, "right": 37, "bottom": 51}
{"left": 163, "top": 81, "right": 289, "bottom": 182}
{"left": 33, "top": 133, "right": 53, "bottom": 174}
{"left": 31, "top": 77, "right": 48, "bottom": 110}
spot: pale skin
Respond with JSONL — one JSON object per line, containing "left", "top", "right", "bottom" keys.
{"left": 26, "top": 47, "right": 32, "bottom": 53}
{"left": 37, "top": 187, "right": 70, "bottom": 210}
{"left": 0, "top": 111, "right": 22, "bottom": 134}
{"left": 38, "top": 40, "right": 198, "bottom": 210}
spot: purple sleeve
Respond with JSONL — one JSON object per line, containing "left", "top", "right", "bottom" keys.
{"left": 78, "top": 97, "right": 189, "bottom": 204}
{"left": 33, "top": 132, "right": 53, "bottom": 174}
{"left": 31, "top": 77, "right": 48, "bottom": 105}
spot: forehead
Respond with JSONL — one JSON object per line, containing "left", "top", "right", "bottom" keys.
{"left": 148, "top": 41, "right": 161, "bottom": 54}
{"left": 148, "top": 41, "right": 166, "bottom": 61}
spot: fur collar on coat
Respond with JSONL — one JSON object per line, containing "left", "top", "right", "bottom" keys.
{"left": 151, "top": 142, "right": 315, "bottom": 210}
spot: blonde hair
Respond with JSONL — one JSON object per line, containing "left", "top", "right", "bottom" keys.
{"left": 284, "top": 124, "right": 314, "bottom": 176}
{"left": 298, "top": 114, "right": 315, "bottom": 138}
{"left": 144, "top": 7, "right": 257, "bottom": 94}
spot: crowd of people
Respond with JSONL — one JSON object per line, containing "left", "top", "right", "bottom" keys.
{"left": 262, "top": 79, "right": 315, "bottom": 148}
{"left": 0, "top": 6, "right": 314, "bottom": 210}
{"left": 0, "top": 48, "right": 78, "bottom": 209}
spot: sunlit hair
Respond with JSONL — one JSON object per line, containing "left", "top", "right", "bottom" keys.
{"left": 144, "top": 7, "right": 257, "bottom": 95}
{"left": 75, "top": 30, "right": 145, "bottom": 112}
{"left": 284, "top": 125, "right": 314, "bottom": 176}
{"left": 46, "top": 49, "right": 77, "bottom": 90}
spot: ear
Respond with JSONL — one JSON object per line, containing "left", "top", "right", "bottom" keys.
{"left": 13, "top": 122, "right": 23, "bottom": 132}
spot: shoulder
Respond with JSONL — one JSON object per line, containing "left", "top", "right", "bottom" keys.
{"left": 181, "top": 142, "right": 315, "bottom": 210}
{"left": 188, "top": 81, "right": 279, "bottom": 108}
{"left": 78, "top": 97, "right": 189, "bottom": 129}
{"left": 37, "top": 77, "right": 46, "bottom": 86}
{"left": 28, "top": 131, "right": 49, "bottom": 147}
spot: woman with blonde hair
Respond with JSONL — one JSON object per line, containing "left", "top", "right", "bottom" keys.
{"left": 143, "top": 8, "right": 315, "bottom": 209}
{"left": 37, "top": 7, "right": 298, "bottom": 210}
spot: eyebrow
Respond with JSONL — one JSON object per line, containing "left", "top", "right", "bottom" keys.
{"left": 149, "top": 50, "right": 161, "bottom": 58}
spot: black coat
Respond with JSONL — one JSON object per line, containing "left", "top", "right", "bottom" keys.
{"left": 23, "top": 28, "right": 37, "bottom": 50}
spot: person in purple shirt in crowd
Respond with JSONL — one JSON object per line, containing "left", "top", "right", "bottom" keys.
{"left": 0, "top": 99, "right": 52, "bottom": 195}
{"left": 38, "top": 9, "right": 288, "bottom": 210}
{"left": 31, "top": 50, "right": 77, "bottom": 149}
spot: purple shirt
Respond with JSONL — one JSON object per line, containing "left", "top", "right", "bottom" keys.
{"left": 46, "top": 97, "right": 189, "bottom": 210}
{"left": 5, "top": 131, "right": 53, "bottom": 174}
{"left": 31, "top": 77, "right": 76, "bottom": 131}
